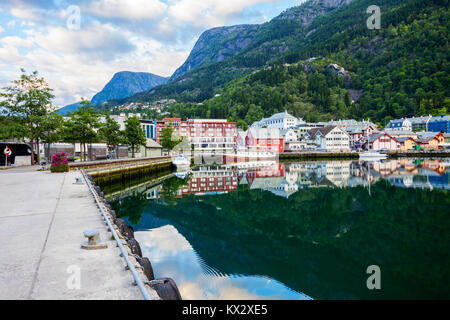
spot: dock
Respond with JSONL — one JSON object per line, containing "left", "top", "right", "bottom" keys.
{"left": 0, "top": 166, "right": 159, "bottom": 300}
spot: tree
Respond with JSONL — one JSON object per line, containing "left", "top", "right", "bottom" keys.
{"left": 160, "top": 126, "right": 181, "bottom": 151}
{"left": 124, "top": 116, "right": 146, "bottom": 158}
{"left": 0, "top": 115, "right": 26, "bottom": 141}
{"left": 0, "top": 69, "right": 54, "bottom": 165}
{"left": 99, "top": 115, "right": 123, "bottom": 159}
{"left": 62, "top": 100, "right": 101, "bottom": 162}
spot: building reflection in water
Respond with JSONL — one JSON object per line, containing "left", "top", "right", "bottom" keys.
{"left": 161, "top": 159, "right": 449, "bottom": 200}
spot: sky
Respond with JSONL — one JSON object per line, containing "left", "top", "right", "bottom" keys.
{"left": 0, "top": 0, "right": 305, "bottom": 107}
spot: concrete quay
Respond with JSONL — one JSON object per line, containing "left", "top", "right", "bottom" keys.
{"left": 0, "top": 166, "right": 159, "bottom": 300}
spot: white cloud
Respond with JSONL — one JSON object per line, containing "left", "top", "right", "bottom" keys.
{"left": 0, "top": 0, "right": 296, "bottom": 106}
{"left": 0, "top": 26, "right": 4, "bottom": 34}
{"left": 168, "top": 0, "right": 279, "bottom": 27}
{"left": 87, "top": 0, "right": 168, "bottom": 20}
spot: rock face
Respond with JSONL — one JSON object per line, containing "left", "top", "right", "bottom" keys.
{"left": 169, "top": 24, "right": 259, "bottom": 81}
{"left": 169, "top": 0, "right": 355, "bottom": 81}
{"left": 275, "top": 0, "right": 355, "bottom": 25}
{"left": 91, "top": 71, "right": 168, "bottom": 106}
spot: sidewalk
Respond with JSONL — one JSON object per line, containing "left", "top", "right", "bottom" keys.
{"left": 0, "top": 167, "right": 159, "bottom": 300}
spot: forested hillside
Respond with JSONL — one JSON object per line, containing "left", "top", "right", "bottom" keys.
{"left": 106, "top": 0, "right": 449, "bottom": 126}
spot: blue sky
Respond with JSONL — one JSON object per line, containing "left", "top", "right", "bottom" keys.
{"left": 0, "top": 0, "right": 305, "bottom": 106}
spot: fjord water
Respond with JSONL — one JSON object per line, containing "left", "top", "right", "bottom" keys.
{"left": 102, "top": 160, "right": 450, "bottom": 300}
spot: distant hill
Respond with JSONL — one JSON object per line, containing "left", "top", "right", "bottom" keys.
{"left": 57, "top": 71, "right": 168, "bottom": 114}
{"left": 57, "top": 102, "right": 82, "bottom": 115}
{"left": 91, "top": 71, "right": 168, "bottom": 106}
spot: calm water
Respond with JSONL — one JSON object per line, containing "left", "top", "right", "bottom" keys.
{"left": 101, "top": 159, "right": 450, "bottom": 300}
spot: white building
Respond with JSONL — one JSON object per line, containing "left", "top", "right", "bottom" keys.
{"left": 251, "top": 110, "right": 305, "bottom": 130}
{"left": 387, "top": 118, "right": 413, "bottom": 131}
{"left": 304, "top": 126, "right": 350, "bottom": 152}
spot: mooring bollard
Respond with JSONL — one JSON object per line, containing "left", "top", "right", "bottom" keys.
{"left": 81, "top": 229, "right": 107, "bottom": 250}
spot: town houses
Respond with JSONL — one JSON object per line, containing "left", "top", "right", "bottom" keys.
{"left": 87, "top": 111, "right": 449, "bottom": 158}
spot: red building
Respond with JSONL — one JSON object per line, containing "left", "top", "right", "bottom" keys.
{"left": 156, "top": 118, "right": 237, "bottom": 152}
{"left": 245, "top": 128, "right": 284, "bottom": 153}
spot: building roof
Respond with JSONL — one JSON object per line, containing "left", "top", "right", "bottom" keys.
{"left": 396, "top": 137, "right": 416, "bottom": 143}
{"left": 146, "top": 139, "right": 162, "bottom": 148}
{"left": 416, "top": 132, "right": 442, "bottom": 141}
{"left": 429, "top": 115, "right": 450, "bottom": 122}
{"left": 367, "top": 133, "right": 386, "bottom": 143}
{"left": 248, "top": 128, "right": 282, "bottom": 139}
{"left": 307, "top": 126, "right": 338, "bottom": 137}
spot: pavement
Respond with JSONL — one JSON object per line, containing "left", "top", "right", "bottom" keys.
{"left": 0, "top": 166, "right": 159, "bottom": 300}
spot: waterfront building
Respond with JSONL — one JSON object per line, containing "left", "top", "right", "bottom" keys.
{"left": 188, "top": 119, "right": 237, "bottom": 152}
{"left": 387, "top": 115, "right": 450, "bottom": 133}
{"left": 304, "top": 126, "right": 350, "bottom": 152}
{"left": 408, "top": 116, "right": 432, "bottom": 132}
{"left": 155, "top": 118, "right": 237, "bottom": 152}
{"left": 363, "top": 133, "right": 401, "bottom": 151}
{"left": 142, "top": 139, "right": 163, "bottom": 157}
{"left": 296, "top": 123, "right": 326, "bottom": 138}
{"left": 416, "top": 132, "right": 446, "bottom": 149}
{"left": 245, "top": 128, "right": 284, "bottom": 153}
{"left": 285, "top": 141, "right": 307, "bottom": 152}
{"left": 342, "top": 123, "right": 379, "bottom": 149}
{"left": 387, "top": 118, "right": 413, "bottom": 131}
{"left": 382, "top": 129, "right": 419, "bottom": 140}
{"left": 251, "top": 110, "right": 305, "bottom": 130}
{"left": 397, "top": 137, "right": 418, "bottom": 151}
{"left": 428, "top": 115, "right": 450, "bottom": 133}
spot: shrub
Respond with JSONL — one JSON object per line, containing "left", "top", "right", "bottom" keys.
{"left": 50, "top": 152, "right": 69, "bottom": 173}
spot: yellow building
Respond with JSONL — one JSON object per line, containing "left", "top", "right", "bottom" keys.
{"left": 416, "top": 132, "right": 445, "bottom": 149}
{"left": 397, "top": 137, "right": 418, "bottom": 151}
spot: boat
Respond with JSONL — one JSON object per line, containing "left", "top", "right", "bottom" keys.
{"left": 359, "top": 133, "right": 388, "bottom": 161}
{"left": 172, "top": 155, "right": 190, "bottom": 166}
{"left": 359, "top": 151, "right": 387, "bottom": 160}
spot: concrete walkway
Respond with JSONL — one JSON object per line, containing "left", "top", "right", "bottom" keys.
{"left": 0, "top": 166, "right": 159, "bottom": 300}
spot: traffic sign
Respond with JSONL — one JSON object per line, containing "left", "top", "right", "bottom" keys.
{"left": 4, "top": 147, "right": 11, "bottom": 157}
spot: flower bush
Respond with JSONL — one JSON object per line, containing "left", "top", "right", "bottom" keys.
{"left": 50, "top": 152, "right": 69, "bottom": 173}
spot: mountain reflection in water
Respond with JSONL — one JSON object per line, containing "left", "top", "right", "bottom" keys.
{"left": 104, "top": 159, "right": 450, "bottom": 300}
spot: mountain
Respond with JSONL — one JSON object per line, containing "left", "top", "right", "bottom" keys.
{"left": 57, "top": 102, "right": 82, "bottom": 115}
{"left": 105, "top": 0, "right": 449, "bottom": 125}
{"left": 91, "top": 71, "right": 168, "bottom": 106}
{"left": 109, "top": 0, "right": 357, "bottom": 105}
{"left": 169, "top": 24, "right": 260, "bottom": 81}
{"left": 57, "top": 71, "right": 168, "bottom": 114}
{"left": 169, "top": 0, "right": 356, "bottom": 81}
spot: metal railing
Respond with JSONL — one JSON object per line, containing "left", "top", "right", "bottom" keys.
{"left": 80, "top": 169, "right": 152, "bottom": 300}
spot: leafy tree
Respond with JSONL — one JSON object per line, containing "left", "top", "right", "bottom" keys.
{"left": 99, "top": 115, "right": 123, "bottom": 158}
{"left": 124, "top": 116, "right": 146, "bottom": 158}
{"left": 0, "top": 69, "right": 54, "bottom": 165}
{"left": 160, "top": 126, "right": 181, "bottom": 151}
{"left": 0, "top": 116, "right": 26, "bottom": 141}
{"left": 62, "top": 100, "right": 101, "bottom": 161}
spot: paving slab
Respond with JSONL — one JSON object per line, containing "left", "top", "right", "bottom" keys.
{"left": 0, "top": 167, "right": 159, "bottom": 300}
